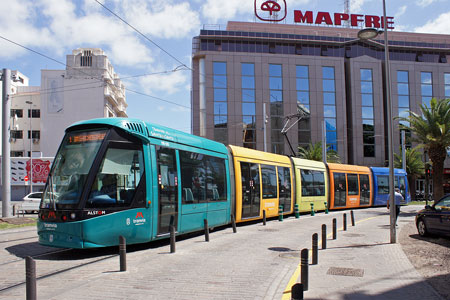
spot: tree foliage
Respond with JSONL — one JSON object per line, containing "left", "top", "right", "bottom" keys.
{"left": 394, "top": 147, "right": 425, "bottom": 200}
{"left": 397, "top": 98, "right": 450, "bottom": 202}
{"left": 298, "top": 142, "right": 341, "bottom": 163}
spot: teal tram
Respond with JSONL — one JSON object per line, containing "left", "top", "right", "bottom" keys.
{"left": 38, "top": 118, "right": 231, "bottom": 248}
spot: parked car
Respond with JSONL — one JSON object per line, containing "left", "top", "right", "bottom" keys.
{"left": 21, "top": 192, "right": 43, "bottom": 213}
{"left": 416, "top": 194, "right": 450, "bottom": 237}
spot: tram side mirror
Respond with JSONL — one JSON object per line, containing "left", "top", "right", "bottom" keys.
{"left": 425, "top": 205, "right": 432, "bottom": 210}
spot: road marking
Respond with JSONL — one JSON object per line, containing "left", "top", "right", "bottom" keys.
{"left": 281, "top": 215, "right": 379, "bottom": 299}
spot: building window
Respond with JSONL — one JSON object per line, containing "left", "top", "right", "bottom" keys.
{"left": 81, "top": 50, "right": 92, "bottom": 67}
{"left": 397, "top": 71, "right": 411, "bottom": 148}
{"left": 213, "top": 62, "right": 228, "bottom": 144}
{"left": 296, "top": 65, "right": 311, "bottom": 148}
{"left": 11, "top": 130, "right": 23, "bottom": 139}
{"left": 323, "top": 66, "right": 337, "bottom": 151}
{"left": 27, "top": 130, "right": 40, "bottom": 140}
{"left": 421, "top": 72, "right": 432, "bottom": 107}
{"left": 11, "top": 151, "right": 24, "bottom": 157}
{"left": 11, "top": 109, "right": 23, "bottom": 118}
{"left": 242, "top": 63, "right": 256, "bottom": 149}
{"left": 269, "top": 64, "right": 284, "bottom": 154}
{"left": 361, "top": 69, "right": 374, "bottom": 157}
{"left": 28, "top": 109, "right": 40, "bottom": 118}
{"left": 445, "top": 73, "right": 450, "bottom": 98}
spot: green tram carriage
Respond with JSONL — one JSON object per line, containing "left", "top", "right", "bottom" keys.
{"left": 38, "top": 118, "right": 231, "bottom": 248}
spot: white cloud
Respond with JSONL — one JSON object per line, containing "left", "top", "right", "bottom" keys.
{"left": 416, "top": 0, "right": 437, "bottom": 7}
{"left": 396, "top": 5, "right": 407, "bottom": 18}
{"left": 201, "top": 0, "right": 253, "bottom": 23}
{"left": 121, "top": 0, "right": 200, "bottom": 39}
{"left": 414, "top": 11, "right": 450, "bottom": 34}
{"left": 0, "top": 0, "right": 56, "bottom": 57}
{"left": 138, "top": 68, "right": 190, "bottom": 95}
{"left": 0, "top": 0, "right": 198, "bottom": 67}
{"left": 350, "top": 0, "right": 366, "bottom": 13}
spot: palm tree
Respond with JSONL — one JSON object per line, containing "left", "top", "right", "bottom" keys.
{"left": 298, "top": 142, "right": 341, "bottom": 163}
{"left": 394, "top": 147, "right": 425, "bottom": 200}
{"left": 397, "top": 98, "right": 450, "bottom": 202}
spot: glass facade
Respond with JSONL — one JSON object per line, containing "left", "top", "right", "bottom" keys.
{"left": 445, "top": 73, "right": 450, "bottom": 98}
{"left": 199, "top": 34, "right": 447, "bottom": 63}
{"left": 323, "top": 67, "right": 337, "bottom": 151}
{"left": 421, "top": 72, "right": 433, "bottom": 108}
{"left": 361, "top": 69, "right": 374, "bottom": 157}
{"left": 269, "top": 64, "right": 284, "bottom": 154}
{"left": 296, "top": 65, "right": 311, "bottom": 148}
{"left": 397, "top": 71, "right": 411, "bottom": 148}
{"left": 242, "top": 63, "right": 256, "bottom": 149}
{"left": 213, "top": 62, "right": 228, "bottom": 144}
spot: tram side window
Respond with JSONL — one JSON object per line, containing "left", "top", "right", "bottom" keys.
{"left": 334, "top": 172, "right": 346, "bottom": 207}
{"left": 347, "top": 174, "right": 359, "bottom": 196}
{"left": 377, "top": 175, "right": 389, "bottom": 194}
{"left": 360, "top": 174, "right": 371, "bottom": 205}
{"left": 179, "top": 151, "right": 227, "bottom": 203}
{"left": 395, "top": 176, "right": 407, "bottom": 199}
{"left": 300, "top": 169, "right": 325, "bottom": 197}
{"left": 261, "top": 165, "right": 277, "bottom": 199}
{"left": 87, "top": 148, "right": 144, "bottom": 208}
{"left": 180, "top": 151, "right": 206, "bottom": 204}
{"left": 206, "top": 156, "right": 227, "bottom": 201}
{"left": 313, "top": 171, "right": 325, "bottom": 196}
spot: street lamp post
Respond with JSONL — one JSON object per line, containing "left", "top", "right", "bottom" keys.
{"left": 358, "top": 0, "right": 396, "bottom": 243}
{"left": 26, "top": 100, "right": 33, "bottom": 193}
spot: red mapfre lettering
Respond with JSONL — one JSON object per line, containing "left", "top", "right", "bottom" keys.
{"left": 365, "top": 15, "right": 381, "bottom": 28}
{"left": 292, "top": 10, "right": 394, "bottom": 29}
{"left": 350, "top": 14, "right": 364, "bottom": 26}
{"left": 315, "top": 12, "right": 333, "bottom": 25}
{"left": 334, "top": 13, "right": 349, "bottom": 26}
{"left": 294, "top": 10, "right": 313, "bottom": 23}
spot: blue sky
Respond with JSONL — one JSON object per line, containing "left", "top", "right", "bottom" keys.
{"left": 0, "top": 0, "right": 449, "bottom": 133}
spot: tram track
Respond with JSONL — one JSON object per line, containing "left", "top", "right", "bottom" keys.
{"left": 0, "top": 235, "right": 37, "bottom": 244}
{"left": 0, "top": 228, "right": 118, "bottom": 295}
{"left": 0, "top": 248, "right": 117, "bottom": 293}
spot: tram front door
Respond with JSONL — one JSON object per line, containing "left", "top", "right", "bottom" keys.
{"left": 156, "top": 146, "right": 178, "bottom": 235}
{"left": 241, "top": 162, "right": 260, "bottom": 219}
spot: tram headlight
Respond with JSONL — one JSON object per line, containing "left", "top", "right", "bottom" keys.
{"left": 70, "top": 213, "right": 76, "bottom": 220}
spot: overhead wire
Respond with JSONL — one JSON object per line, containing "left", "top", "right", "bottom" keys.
{"left": 93, "top": 0, "right": 262, "bottom": 104}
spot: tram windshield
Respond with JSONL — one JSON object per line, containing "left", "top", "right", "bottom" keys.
{"left": 42, "top": 130, "right": 107, "bottom": 208}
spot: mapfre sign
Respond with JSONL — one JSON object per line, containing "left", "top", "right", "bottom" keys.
{"left": 294, "top": 11, "right": 394, "bottom": 29}
{"left": 254, "top": 0, "right": 394, "bottom": 29}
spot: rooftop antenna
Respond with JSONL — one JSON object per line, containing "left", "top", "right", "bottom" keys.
{"left": 344, "top": 0, "right": 350, "bottom": 27}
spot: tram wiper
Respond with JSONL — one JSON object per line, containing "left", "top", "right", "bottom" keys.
{"left": 48, "top": 174, "right": 57, "bottom": 211}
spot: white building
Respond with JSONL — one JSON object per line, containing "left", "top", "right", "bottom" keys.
{"left": 0, "top": 70, "right": 29, "bottom": 157}
{"left": 40, "top": 48, "right": 127, "bottom": 157}
{"left": 2, "top": 48, "right": 127, "bottom": 200}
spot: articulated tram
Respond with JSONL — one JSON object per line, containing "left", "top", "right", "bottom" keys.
{"left": 37, "top": 118, "right": 410, "bottom": 248}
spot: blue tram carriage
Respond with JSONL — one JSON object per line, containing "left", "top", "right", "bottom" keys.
{"left": 370, "top": 167, "right": 411, "bottom": 206}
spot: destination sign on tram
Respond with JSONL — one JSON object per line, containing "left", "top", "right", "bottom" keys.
{"left": 68, "top": 131, "right": 106, "bottom": 144}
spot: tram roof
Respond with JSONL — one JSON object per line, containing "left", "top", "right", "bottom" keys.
{"left": 370, "top": 167, "right": 407, "bottom": 176}
{"left": 228, "top": 145, "right": 291, "bottom": 164}
{"left": 68, "top": 118, "right": 229, "bottom": 155}
{"left": 327, "top": 162, "right": 371, "bottom": 173}
{"left": 291, "top": 157, "right": 327, "bottom": 170}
